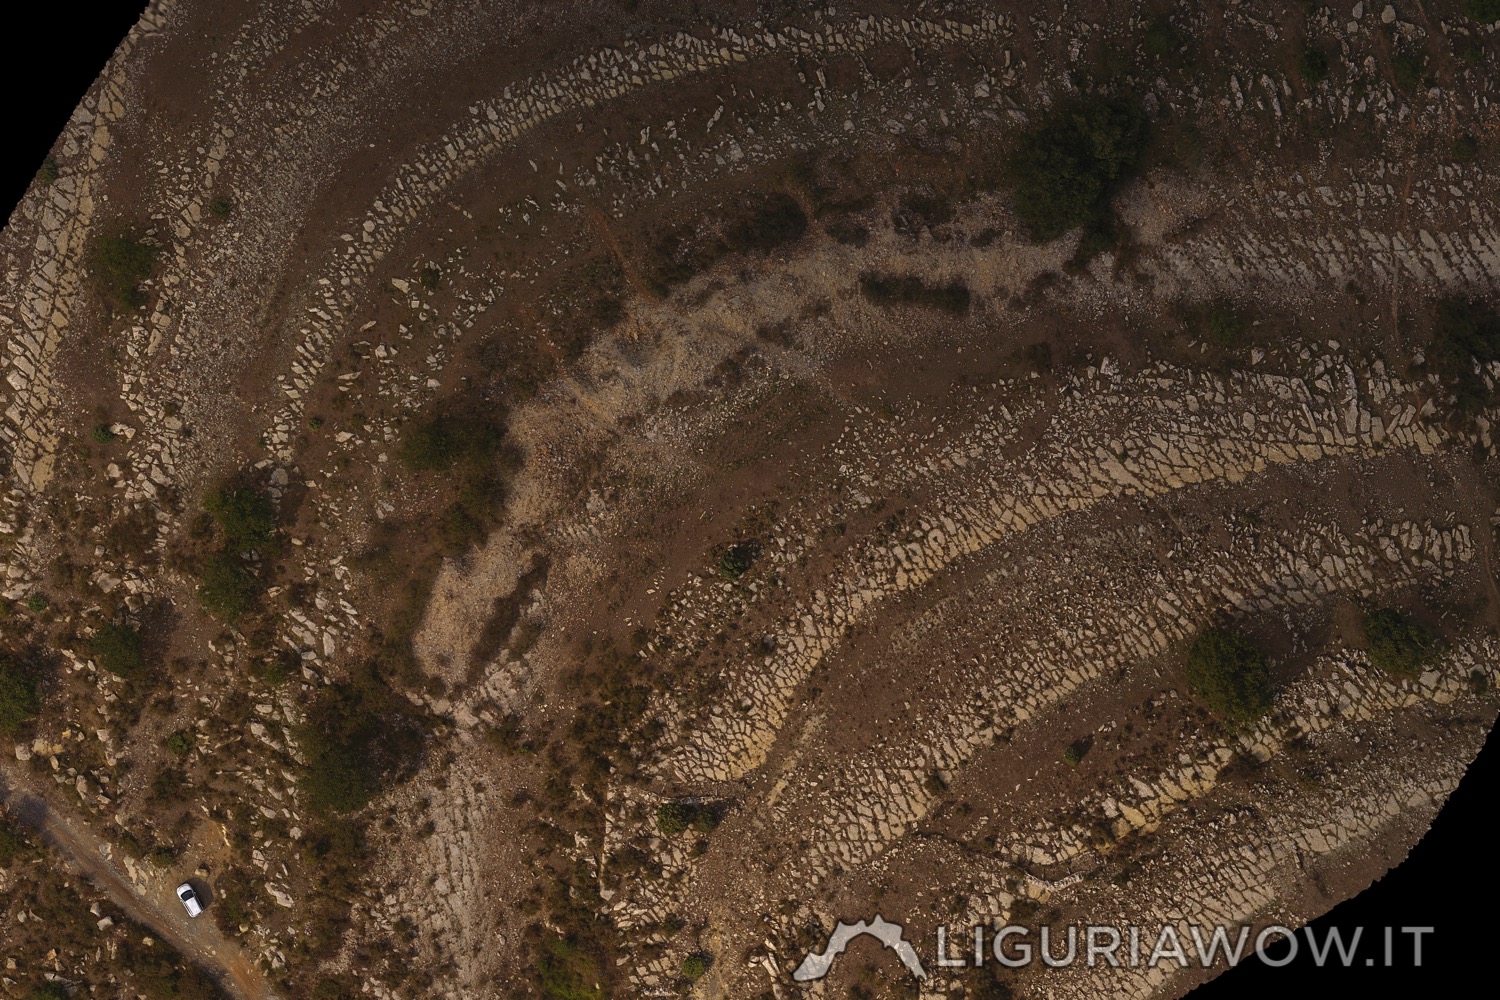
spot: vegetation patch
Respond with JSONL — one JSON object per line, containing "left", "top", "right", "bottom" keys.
{"left": 655, "top": 800, "right": 720, "bottom": 836}
{"left": 1470, "top": 0, "right": 1500, "bottom": 22}
{"left": 644, "top": 191, "right": 807, "bottom": 290}
{"left": 1005, "top": 95, "right": 1147, "bottom": 243}
{"left": 1363, "top": 608, "right": 1436, "bottom": 678}
{"left": 296, "top": 668, "right": 427, "bottom": 816}
{"left": 858, "top": 272, "right": 971, "bottom": 314}
{"left": 1427, "top": 297, "right": 1500, "bottom": 412}
{"left": 92, "top": 622, "right": 146, "bottom": 678}
{"left": 90, "top": 230, "right": 159, "bottom": 313}
{"left": 0, "top": 655, "right": 40, "bottom": 735}
{"left": 0, "top": 817, "right": 30, "bottom": 866}
{"left": 714, "top": 540, "right": 762, "bottom": 580}
{"left": 1185, "top": 628, "right": 1275, "bottom": 724}
{"left": 539, "top": 934, "right": 606, "bottom": 1000}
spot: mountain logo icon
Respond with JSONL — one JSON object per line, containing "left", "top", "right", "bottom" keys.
{"left": 792, "top": 915, "right": 927, "bottom": 982}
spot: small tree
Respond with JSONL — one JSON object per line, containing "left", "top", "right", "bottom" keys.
{"left": 1185, "top": 628, "right": 1274, "bottom": 724}
{"left": 91, "top": 231, "right": 158, "bottom": 312}
{"left": 0, "top": 818, "right": 30, "bottom": 866}
{"left": 206, "top": 485, "right": 275, "bottom": 553}
{"left": 1363, "top": 608, "right": 1435, "bottom": 678}
{"left": 656, "top": 801, "right": 693, "bottom": 836}
{"left": 1470, "top": 0, "right": 1500, "bottom": 23}
{"left": 681, "top": 953, "right": 711, "bottom": 981}
{"left": 1005, "top": 96, "right": 1147, "bottom": 242}
{"left": 0, "top": 657, "right": 40, "bottom": 734}
{"left": 197, "top": 552, "right": 259, "bottom": 622}
{"left": 92, "top": 622, "right": 145, "bottom": 677}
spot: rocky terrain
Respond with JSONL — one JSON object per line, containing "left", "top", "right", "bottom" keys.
{"left": 2, "top": 1, "right": 1500, "bottom": 999}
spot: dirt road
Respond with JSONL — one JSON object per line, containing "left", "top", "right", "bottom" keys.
{"left": 0, "top": 764, "right": 277, "bottom": 1000}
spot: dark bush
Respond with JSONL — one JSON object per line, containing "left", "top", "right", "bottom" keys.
{"left": 1428, "top": 297, "right": 1500, "bottom": 411}
{"left": 297, "top": 673, "right": 425, "bottom": 816}
{"left": 1300, "top": 46, "right": 1330, "bottom": 84}
{"left": 726, "top": 193, "right": 808, "bottom": 253}
{"left": 1363, "top": 608, "right": 1435, "bottom": 678}
{"left": 1185, "top": 628, "right": 1275, "bottom": 723}
{"left": 646, "top": 192, "right": 807, "bottom": 289}
{"left": 0, "top": 656, "right": 40, "bottom": 735}
{"left": 1006, "top": 96, "right": 1147, "bottom": 242}
{"left": 205, "top": 486, "right": 275, "bottom": 554}
{"left": 197, "top": 552, "right": 260, "bottom": 622}
{"left": 656, "top": 800, "right": 718, "bottom": 836}
{"left": 398, "top": 412, "right": 504, "bottom": 472}
{"left": 715, "top": 540, "right": 761, "bottom": 580}
{"left": 1392, "top": 51, "right": 1424, "bottom": 92}
{"left": 858, "top": 272, "right": 971, "bottom": 314}
{"left": 539, "top": 934, "right": 605, "bottom": 1000}
{"left": 92, "top": 622, "right": 145, "bottom": 678}
{"left": 0, "top": 818, "right": 30, "bottom": 866}
{"left": 91, "top": 232, "right": 158, "bottom": 312}
{"left": 1468, "top": 0, "right": 1500, "bottom": 23}
{"left": 1143, "top": 15, "right": 1182, "bottom": 57}
{"left": 1205, "top": 300, "right": 1248, "bottom": 347}
{"left": 825, "top": 216, "right": 869, "bottom": 247}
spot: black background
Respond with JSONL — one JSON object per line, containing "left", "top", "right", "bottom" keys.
{"left": 0, "top": 7, "right": 1495, "bottom": 999}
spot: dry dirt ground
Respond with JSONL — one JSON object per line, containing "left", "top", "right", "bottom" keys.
{"left": 2, "top": 1, "right": 1500, "bottom": 999}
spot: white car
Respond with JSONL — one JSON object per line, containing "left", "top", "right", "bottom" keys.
{"left": 176, "top": 883, "right": 203, "bottom": 918}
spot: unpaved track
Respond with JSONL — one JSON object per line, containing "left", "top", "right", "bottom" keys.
{"left": 0, "top": 764, "right": 276, "bottom": 1000}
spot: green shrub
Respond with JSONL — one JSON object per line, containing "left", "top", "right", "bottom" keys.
{"left": 538, "top": 934, "right": 605, "bottom": 1000}
{"left": 25, "top": 593, "right": 48, "bottom": 614}
{"left": 725, "top": 193, "right": 808, "bottom": 252}
{"left": 656, "top": 800, "right": 718, "bottom": 836}
{"left": 37, "top": 156, "right": 59, "bottom": 185}
{"left": 205, "top": 486, "right": 275, "bottom": 553}
{"left": 715, "top": 541, "right": 761, "bottom": 580}
{"left": 1185, "top": 628, "right": 1275, "bottom": 723}
{"left": 91, "top": 232, "right": 158, "bottom": 312}
{"left": 1428, "top": 297, "right": 1500, "bottom": 411}
{"left": 0, "top": 657, "right": 40, "bottom": 734}
{"left": 92, "top": 423, "right": 117, "bottom": 444}
{"left": 92, "top": 622, "right": 145, "bottom": 678}
{"left": 1392, "top": 51, "right": 1424, "bottom": 92}
{"left": 208, "top": 196, "right": 234, "bottom": 219}
{"left": 297, "top": 675, "right": 425, "bottom": 816}
{"left": 1467, "top": 0, "right": 1500, "bottom": 23}
{"left": 1363, "top": 608, "right": 1435, "bottom": 678}
{"left": 1143, "top": 15, "right": 1182, "bottom": 57}
{"left": 1300, "top": 46, "right": 1330, "bottom": 84}
{"left": 1006, "top": 96, "right": 1147, "bottom": 242}
{"left": 1205, "top": 300, "right": 1248, "bottom": 347}
{"left": 0, "top": 818, "right": 30, "bottom": 866}
{"left": 858, "top": 272, "right": 971, "bottom": 314}
{"left": 196, "top": 552, "right": 260, "bottom": 622}
{"left": 164, "top": 730, "right": 195, "bottom": 756}
{"left": 681, "top": 953, "right": 711, "bottom": 981}
{"left": 398, "top": 412, "right": 503, "bottom": 472}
